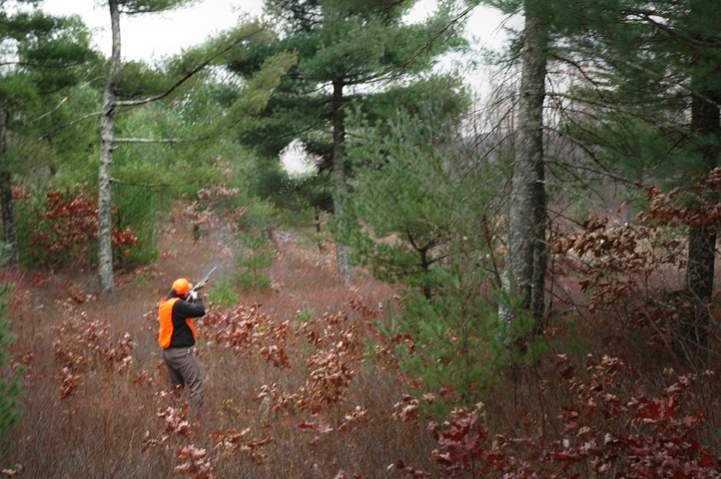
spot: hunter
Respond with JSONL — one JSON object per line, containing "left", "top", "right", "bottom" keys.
{"left": 158, "top": 277, "right": 205, "bottom": 422}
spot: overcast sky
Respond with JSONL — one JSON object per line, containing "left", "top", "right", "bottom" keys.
{"left": 40, "top": 0, "right": 516, "bottom": 174}
{"left": 41, "top": 1, "right": 514, "bottom": 83}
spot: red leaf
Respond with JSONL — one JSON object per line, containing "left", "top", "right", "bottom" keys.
{"left": 700, "top": 453, "right": 714, "bottom": 468}
{"left": 297, "top": 420, "right": 315, "bottom": 430}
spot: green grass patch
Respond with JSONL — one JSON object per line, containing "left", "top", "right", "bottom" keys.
{"left": 206, "top": 276, "right": 239, "bottom": 308}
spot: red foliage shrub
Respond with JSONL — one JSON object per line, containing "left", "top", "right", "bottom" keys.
{"left": 52, "top": 299, "right": 135, "bottom": 399}
{"left": 552, "top": 172, "right": 721, "bottom": 356}
{"left": 174, "top": 445, "right": 213, "bottom": 479}
{"left": 200, "top": 304, "right": 290, "bottom": 368}
{"left": 211, "top": 428, "right": 274, "bottom": 463}
{"left": 553, "top": 216, "right": 684, "bottom": 310}
{"left": 553, "top": 170, "right": 721, "bottom": 308}
{"left": 30, "top": 187, "right": 137, "bottom": 268}
{"left": 397, "top": 355, "right": 721, "bottom": 478}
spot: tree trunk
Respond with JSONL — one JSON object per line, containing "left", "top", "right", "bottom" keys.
{"left": 0, "top": 110, "right": 17, "bottom": 270}
{"left": 685, "top": 92, "right": 720, "bottom": 355}
{"left": 683, "top": 0, "right": 721, "bottom": 358}
{"left": 331, "top": 78, "right": 352, "bottom": 282}
{"left": 507, "top": 3, "right": 548, "bottom": 335}
{"left": 98, "top": 0, "right": 121, "bottom": 294}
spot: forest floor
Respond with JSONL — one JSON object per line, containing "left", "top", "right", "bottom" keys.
{"left": 3, "top": 209, "right": 434, "bottom": 478}
{"left": 5, "top": 207, "right": 721, "bottom": 478}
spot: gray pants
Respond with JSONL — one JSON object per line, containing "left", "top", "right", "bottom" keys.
{"left": 162, "top": 347, "right": 203, "bottom": 420}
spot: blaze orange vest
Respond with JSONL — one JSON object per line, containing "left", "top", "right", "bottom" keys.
{"left": 158, "top": 297, "right": 197, "bottom": 349}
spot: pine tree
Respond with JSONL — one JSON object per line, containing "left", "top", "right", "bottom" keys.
{"left": 464, "top": 0, "right": 557, "bottom": 334}
{"left": 95, "top": 1, "right": 294, "bottom": 293}
{"left": 0, "top": 4, "right": 95, "bottom": 269}
{"left": 0, "top": 279, "right": 17, "bottom": 442}
{"left": 558, "top": 0, "right": 721, "bottom": 357}
{"left": 0, "top": 238, "right": 18, "bottom": 440}
{"left": 508, "top": 0, "right": 550, "bottom": 334}
{"left": 229, "top": 0, "right": 466, "bottom": 282}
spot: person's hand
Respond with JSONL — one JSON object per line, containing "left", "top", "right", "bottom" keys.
{"left": 189, "top": 290, "right": 199, "bottom": 301}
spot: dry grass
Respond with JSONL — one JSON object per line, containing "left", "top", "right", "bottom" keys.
{"left": 3, "top": 216, "right": 426, "bottom": 479}
{"left": 5, "top": 212, "right": 721, "bottom": 478}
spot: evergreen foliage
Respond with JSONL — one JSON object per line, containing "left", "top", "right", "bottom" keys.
{"left": 230, "top": 0, "right": 466, "bottom": 165}
{"left": 0, "top": 3, "right": 96, "bottom": 267}
{"left": 346, "top": 104, "right": 542, "bottom": 407}
{"left": 226, "top": 0, "right": 469, "bottom": 278}
{"left": 555, "top": 0, "right": 721, "bottom": 355}
{"left": 236, "top": 233, "right": 274, "bottom": 291}
{"left": 0, "top": 264, "right": 19, "bottom": 441}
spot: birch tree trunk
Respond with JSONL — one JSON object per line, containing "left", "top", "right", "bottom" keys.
{"left": 332, "top": 78, "right": 352, "bottom": 282}
{"left": 0, "top": 109, "right": 17, "bottom": 270}
{"left": 507, "top": 4, "right": 548, "bottom": 334}
{"left": 98, "top": 0, "right": 121, "bottom": 294}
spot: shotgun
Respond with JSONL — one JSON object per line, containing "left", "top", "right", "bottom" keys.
{"left": 189, "top": 266, "right": 217, "bottom": 298}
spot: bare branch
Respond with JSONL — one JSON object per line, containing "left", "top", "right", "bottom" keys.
{"left": 31, "top": 96, "right": 68, "bottom": 123}
{"left": 40, "top": 111, "right": 102, "bottom": 140}
{"left": 115, "top": 28, "right": 264, "bottom": 108}
{"left": 110, "top": 176, "right": 173, "bottom": 188}
{"left": 112, "top": 136, "right": 207, "bottom": 144}
{"left": 574, "top": 46, "right": 721, "bottom": 110}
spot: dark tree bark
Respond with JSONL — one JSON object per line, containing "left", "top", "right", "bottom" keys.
{"left": 507, "top": 3, "right": 549, "bottom": 334}
{"left": 685, "top": 92, "right": 720, "bottom": 355}
{"left": 0, "top": 109, "right": 17, "bottom": 270}
{"left": 683, "top": 0, "right": 721, "bottom": 358}
{"left": 332, "top": 78, "right": 352, "bottom": 282}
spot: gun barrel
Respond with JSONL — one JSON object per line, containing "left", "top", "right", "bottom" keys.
{"left": 191, "top": 266, "right": 217, "bottom": 293}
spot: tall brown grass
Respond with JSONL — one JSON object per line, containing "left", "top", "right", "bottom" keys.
{"left": 4, "top": 220, "right": 429, "bottom": 478}
{"left": 4, "top": 215, "right": 721, "bottom": 478}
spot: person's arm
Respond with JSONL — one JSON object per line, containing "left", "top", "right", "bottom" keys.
{"left": 173, "top": 298, "right": 206, "bottom": 320}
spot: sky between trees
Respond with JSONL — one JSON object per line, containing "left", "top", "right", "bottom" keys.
{"left": 38, "top": 0, "right": 517, "bottom": 175}
{"left": 42, "top": 0, "right": 515, "bottom": 97}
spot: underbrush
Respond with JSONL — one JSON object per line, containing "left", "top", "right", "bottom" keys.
{"left": 15, "top": 186, "right": 138, "bottom": 270}
{"left": 3, "top": 271, "right": 431, "bottom": 478}
{"left": 4, "top": 180, "right": 721, "bottom": 477}
{"left": 5, "top": 275, "right": 720, "bottom": 478}
{"left": 205, "top": 276, "right": 239, "bottom": 308}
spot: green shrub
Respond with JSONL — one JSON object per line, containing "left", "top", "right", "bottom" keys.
{"left": 235, "top": 233, "right": 273, "bottom": 291}
{"left": 237, "top": 199, "right": 275, "bottom": 232}
{"left": 0, "top": 278, "right": 20, "bottom": 442}
{"left": 15, "top": 189, "right": 50, "bottom": 268}
{"left": 379, "top": 276, "right": 544, "bottom": 417}
{"left": 276, "top": 207, "right": 315, "bottom": 230}
{"left": 234, "top": 270, "right": 271, "bottom": 291}
{"left": 345, "top": 106, "right": 547, "bottom": 413}
{"left": 113, "top": 184, "right": 166, "bottom": 268}
{"left": 295, "top": 303, "right": 314, "bottom": 324}
{"left": 206, "top": 276, "right": 239, "bottom": 308}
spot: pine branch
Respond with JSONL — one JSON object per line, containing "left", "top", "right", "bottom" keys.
{"left": 355, "top": 4, "right": 476, "bottom": 86}
{"left": 574, "top": 46, "right": 721, "bottom": 110}
{"left": 0, "top": 61, "right": 88, "bottom": 69}
{"left": 624, "top": 9, "right": 721, "bottom": 48}
{"left": 115, "top": 28, "right": 264, "bottom": 108}
{"left": 285, "top": 5, "right": 476, "bottom": 87}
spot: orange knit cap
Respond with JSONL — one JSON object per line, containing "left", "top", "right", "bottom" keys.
{"left": 171, "top": 278, "right": 190, "bottom": 295}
